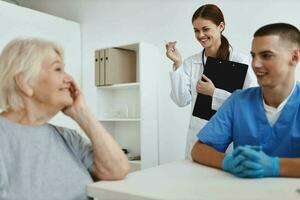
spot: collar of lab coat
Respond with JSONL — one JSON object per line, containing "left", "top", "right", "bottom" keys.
{"left": 192, "top": 47, "right": 234, "bottom": 64}
{"left": 191, "top": 50, "right": 203, "bottom": 65}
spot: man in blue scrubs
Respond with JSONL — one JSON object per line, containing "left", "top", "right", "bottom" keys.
{"left": 191, "top": 23, "right": 300, "bottom": 178}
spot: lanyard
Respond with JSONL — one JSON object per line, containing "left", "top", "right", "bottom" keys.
{"left": 201, "top": 49, "right": 206, "bottom": 66}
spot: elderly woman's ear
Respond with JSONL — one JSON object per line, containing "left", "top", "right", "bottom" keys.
{"left": 15, "top": 73, "right": 33, "bottom": 97}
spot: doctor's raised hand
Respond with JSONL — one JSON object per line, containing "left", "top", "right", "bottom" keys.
{"left": 165, "top": 41, "right": 182, "bottom": 69}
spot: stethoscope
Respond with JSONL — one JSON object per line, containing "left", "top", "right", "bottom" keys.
{"left": 198, "top": 50, "right": 207, "bottom": 83}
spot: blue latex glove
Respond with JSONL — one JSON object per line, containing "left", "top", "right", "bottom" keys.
{"left": 238, "top": 146, "right": 280, "bottom": 177}
{"left": 222, "top": 148, "right": 248, "bottom": 176}
{"left": 234, "top": 146, "right": 265, "bottom": 178}
{"left": 244, "top": 145, "right": 262, "bottom": 152}
{"left": 223, "top": 146, "right": 264, "bottom": 178}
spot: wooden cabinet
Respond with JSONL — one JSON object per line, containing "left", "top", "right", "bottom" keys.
{"left": 95, "top": 48, "right": 136, "bottom": 86}
{"left": 95, "top": 43, "right": 159, "bottom": 172}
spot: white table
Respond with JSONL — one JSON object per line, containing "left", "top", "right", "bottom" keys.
{"left": 87, "top": 160, "right": 300, "bottom": 200}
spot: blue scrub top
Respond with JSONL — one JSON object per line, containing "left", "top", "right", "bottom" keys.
{"left": 198, "top": 82, "right": 300, "bottom": 158}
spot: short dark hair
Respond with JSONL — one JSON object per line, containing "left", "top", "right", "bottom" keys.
{"left": 254, "top": 23, "right": 300, "bottom": 48}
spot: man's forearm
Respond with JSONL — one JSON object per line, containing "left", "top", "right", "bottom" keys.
{"left": 191, "top": 141, "right": 225, "bottom": 169}
{"left": 280, "top": 158, "right": 300, "bottom": 177}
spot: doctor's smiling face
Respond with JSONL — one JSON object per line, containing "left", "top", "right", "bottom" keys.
{"left": 191, "top": 4, "right": 226, "bottom": 53}
{"left": 193, "top": 18, "right": 224, "bottom": 49}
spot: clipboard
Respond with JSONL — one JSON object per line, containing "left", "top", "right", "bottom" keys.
{"left": 192, "top": 56, "right": 248, "bottom": 120}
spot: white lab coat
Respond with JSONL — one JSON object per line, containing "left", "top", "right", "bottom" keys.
{"left": 169, "top": 49, "right": 257, "bottom": 160}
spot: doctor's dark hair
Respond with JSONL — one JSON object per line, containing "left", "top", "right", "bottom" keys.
{"left": 192, "top": 4, "right": 230, "bottom": 60}
{"left": 254, "top": 23, "right": 300, "bottom": 48}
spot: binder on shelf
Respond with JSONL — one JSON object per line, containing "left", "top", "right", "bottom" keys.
{"left": 95, "top": 50, "right": 100, "bottom": 86}
{"left": 105, "top": 48, "right": 136, "bottom": 85}
{"left": 95, "top": 50, "right": 105, "bottom": 86}
{"left": 95, "top": 47, "right": 136, "bottom": 86}
{"left": 192, "top": 56, "right": 248, "bottom": 120}
{"left": 99, "top": 50, "right": 105, "bottom": 85}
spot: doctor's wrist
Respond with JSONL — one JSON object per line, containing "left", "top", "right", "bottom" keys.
{"left": 173, "top": 61, "right": 182, "bottom": 69}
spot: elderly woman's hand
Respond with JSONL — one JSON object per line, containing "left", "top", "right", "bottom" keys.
{"left": 62, "top": 80, "right": 89, "bottom": 121}
{"left": 62, "top": 79, "right": 130, "bottom": 180}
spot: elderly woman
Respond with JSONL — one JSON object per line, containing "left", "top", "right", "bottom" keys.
{"left": 0, "top": 38, "right": 129, "bottom": 199}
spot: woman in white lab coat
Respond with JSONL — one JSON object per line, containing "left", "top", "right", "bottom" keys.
{"left": 165, "top": 4, "right": 256, "bottom": 160}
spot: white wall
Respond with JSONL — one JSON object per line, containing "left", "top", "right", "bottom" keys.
{"left": 0, "top": 1, "right": 81, "bottom": 130}
{"left": 19, "top": 0, "right": 300, "bottom": 164}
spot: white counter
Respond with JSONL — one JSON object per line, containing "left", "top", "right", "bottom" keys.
{"left": 87, "top": 160, "right": 300, "bottom": 200}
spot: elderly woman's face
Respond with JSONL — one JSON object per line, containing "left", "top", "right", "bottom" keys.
{"left": 31, "top": 51, "right": 73, "bottom": 110}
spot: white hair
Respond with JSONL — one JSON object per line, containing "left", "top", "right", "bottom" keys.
{"left": 0, "top": 38, "right": 64, "bottom": 111}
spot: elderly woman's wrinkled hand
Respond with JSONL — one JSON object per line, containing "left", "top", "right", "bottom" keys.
{"left": 62, "top": 80, "right": 89, "bottom": 120}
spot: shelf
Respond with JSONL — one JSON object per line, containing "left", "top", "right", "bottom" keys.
{"left": 129, "top": 160, "right": 141, "bottom": 164}
{"left": 97, "top": 82, "right": 140, "bottom": 90}
{"left": 99, "top": 118, "right": 140, "bottom": 122}
{"left": 129, "top": 160, "right": 141, "bottom": 173}
{"left": 95, "top": 43, "right": 159, "bottom": 171}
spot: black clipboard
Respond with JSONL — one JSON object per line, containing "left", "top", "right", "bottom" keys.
{"left": 192, "top": 56, "right": 248, "bottom": 120}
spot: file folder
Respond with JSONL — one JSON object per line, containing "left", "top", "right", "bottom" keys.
{"left": 192, "top": 56, "right": 248, "bottom": 120}
{"left": 95, "top": 50, "right": 100, "bottom": 86}
{"left": 94, "top": 50, "right": 105, "bottom": 86}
